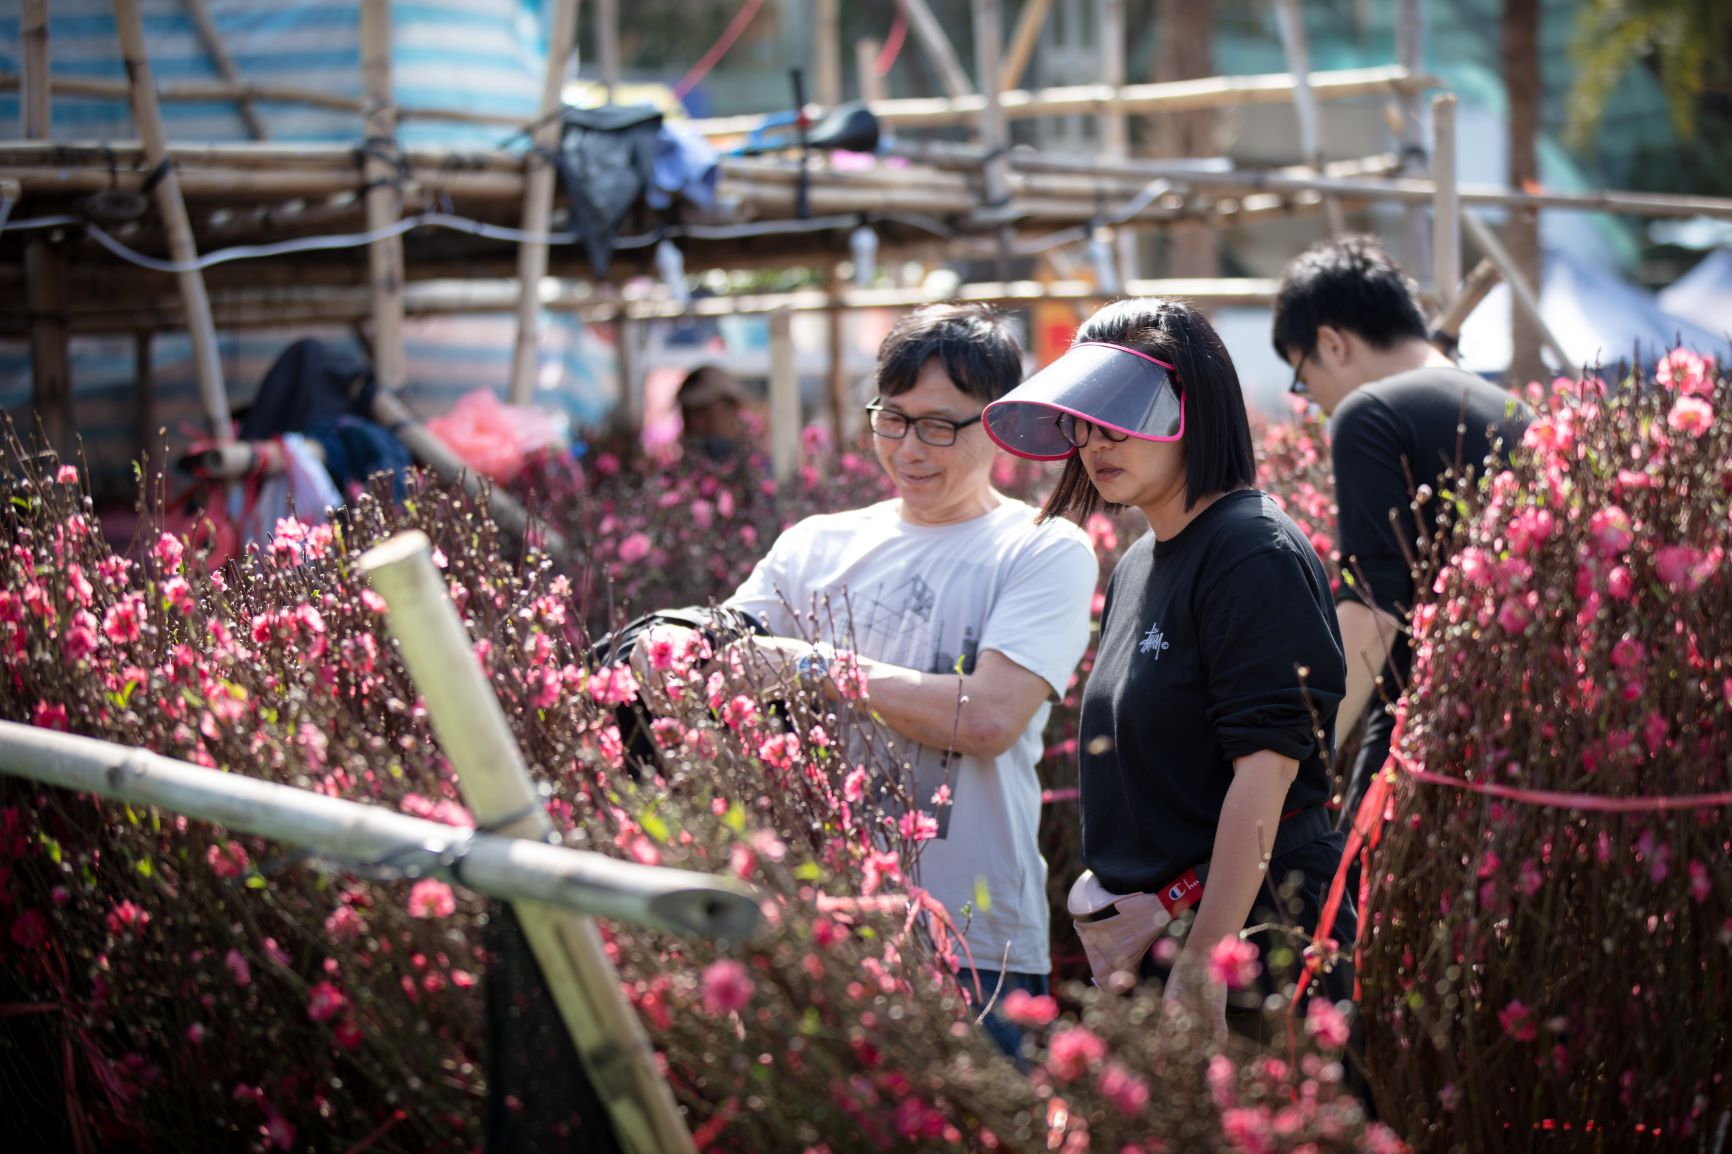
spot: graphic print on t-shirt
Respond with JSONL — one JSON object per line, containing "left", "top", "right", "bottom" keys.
{"left": 1139, "top": 621, "right": 1171, "bottom": 658}
{"left": 846, "top": 566, "right": 989, "bottom": 840}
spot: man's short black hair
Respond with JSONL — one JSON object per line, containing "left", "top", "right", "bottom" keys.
{"left": 875, "top": 302, "right": 1024, "bottom": 406}
{"left": 1272, "top": 235, "right": 1429, "bottom": 362}
{"left": 1039, "top": 297, "right": 1257, "bottom": 522}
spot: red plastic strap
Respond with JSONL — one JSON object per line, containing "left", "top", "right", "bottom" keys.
{"left": 1390, "top": 750, "right": 1732, "bottom": 813}
{"left": 674, "top": 0, "right": 769, "bottom": 101}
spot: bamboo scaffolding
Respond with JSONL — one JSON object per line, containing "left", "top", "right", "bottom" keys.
{"left": 1431, "top": 92, "right": 1461, "bottom": 311}
{"left": 181, "top": 0, "right": 267, "bottom": 140}
{"left": 769, "top": 308, "right": 800, "bottom": 484}
{"left": 360, "top": 0, "right": 407, "bottom": 394}
{"left": 1001, "top": 0, "right": 1052, "bottom": 94}
{"left": 814, "top": 0, "right": 841, "bottom": 108}
{"left": 508, "top": 0, "right": 581, "bottom": 405}
{"left": 856, "top": 37, "right": 885, "bottom": 103}
{"left": 1096, "top": 0, "right": 1135, "bottom": 278}
{"left": 0, "top": 720, "right": 759, "bottom": 941}
{"left": 1461, "top": 209, "right": 1571, "bottom": 369}
{"left": 898, "top": 0, "right": 975, "bottom": 100}
{"left": 0, "top": 73, "right": 528, "bottom": 128}
{"left": 1273, "top": 0, "right": 1345, "bottom": 235}
{"left": 112, "top": 0, "right": 231, "bottom": 443}
{"left": 21, "top": 0, "right": 72, "bottom": 459}
{"left": 361, "top": 531, "right": 698, "bottom": 1154}
{"left": 1396, "top": 0, "right": 1430, "bottom": 283}
{"left": 685, "top": 64, "right": 1434, "bottom": 136}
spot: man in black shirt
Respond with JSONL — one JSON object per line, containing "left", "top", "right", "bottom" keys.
{"left": 1274, "top": 236, "right": 1531, "bottom": 821}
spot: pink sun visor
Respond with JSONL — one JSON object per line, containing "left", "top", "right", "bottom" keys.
{"left": 983, "top": 342, "right": 1184, "bottom": 461}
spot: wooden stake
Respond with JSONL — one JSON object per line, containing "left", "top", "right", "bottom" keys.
{"left": 1428, "top": 257, "right": 1498, "bottom": 346}
{"left": 815, "top": 0, "right": 842, "bottom": 108}
{"left": 1431, "top": 92, "right": 1460, "bottom": 312}
{"left": 112, "top": 0, "right": 232, "bottom": 443}
{"left": 508, "top": 0, "right": 581, "bottom": 405}
{"left": 132, "top": 330, "right": 155, "bottom": 469}
{"left": 0, "top": 721, "right": 759, "bottom": 939}
{"left": 360, "top": 0, "right": 407, "bottom": 394}
{"left": 360, "top": 533, "right": 699, "bottom": 1154}
{"left": 769, "top": 308, "right": 800, "bottom": 484}
{"left": 898, "top": 0, "right": 975, "bottom": 100}
{"left": 1001, "top": 0, "right": 1052, "bottom": 94}
{"left": 181, "top": 0, "right": 268, "bottom": 140}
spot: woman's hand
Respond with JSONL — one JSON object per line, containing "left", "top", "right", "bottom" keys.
{"left": 1162, "top": 949, "right": 1228, "bottom": 1044}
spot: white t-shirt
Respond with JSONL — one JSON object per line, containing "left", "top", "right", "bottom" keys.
{"left": 727, "top": 496, "right": 1098, "bottom": 974}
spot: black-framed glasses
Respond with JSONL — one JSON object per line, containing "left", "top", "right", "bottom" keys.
{"left": 1055, "top": 412, "right": 1130, "bottom": 449}
{"left": 866, "top": 400, "right": 983, "bottom": 447}
{"left": 1288, "top": 350, "right": 1311, "bottom": 398}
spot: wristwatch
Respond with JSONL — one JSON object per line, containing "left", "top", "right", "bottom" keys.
{"left": 794, "top": 646, "right": 831, "bottom": 686}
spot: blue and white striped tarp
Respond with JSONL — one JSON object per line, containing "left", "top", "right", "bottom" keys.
{"left": 1, "top": 1, "right": 621, "bottom": 495}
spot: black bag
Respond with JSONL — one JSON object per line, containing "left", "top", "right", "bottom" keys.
{"left": 552, "top": 105, "right": 664, "bottom": 278}
{"left": 589, "top": 605, "right": 770, "bottom": 774}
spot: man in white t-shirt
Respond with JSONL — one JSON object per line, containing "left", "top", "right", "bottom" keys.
{"left": 724, "top": 303, "right": 1098, "bottom": 1056}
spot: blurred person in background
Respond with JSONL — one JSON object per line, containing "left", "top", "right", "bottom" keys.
{"left": 1273, "top": 236, "right": 1532, "bottom": 826}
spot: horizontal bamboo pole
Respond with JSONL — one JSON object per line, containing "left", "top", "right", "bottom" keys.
{"left": 0, "top": 140, "right": 522, "bottom": 173}
{"left": 688, "top": 64, "right": 1435, "bottom": 134}
{"left": 0, "top": 72, "right": 527, "bottom": 127}
{"left": 0, "top": 720, "right": 759, "bottom": 940}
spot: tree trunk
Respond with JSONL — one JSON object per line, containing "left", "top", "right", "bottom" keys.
{"left": 1503, "top": 0, "right": 1545, "bottom": 384}
{"left": 1151, "top": 0, "right": 1219, "bottom": 277}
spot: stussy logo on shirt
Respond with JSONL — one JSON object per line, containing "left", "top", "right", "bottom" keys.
{"left": 1139, "top": 622, "right": 1170, "bottom": 658}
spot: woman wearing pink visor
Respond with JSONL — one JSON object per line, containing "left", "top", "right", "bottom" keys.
{"left": 988, "top": 299, "right": 1355, "bottom": 1042}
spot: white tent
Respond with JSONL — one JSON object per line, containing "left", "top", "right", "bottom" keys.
{"left": 1457, "top": 248, "right": 1732, "bottom": 376}
{"left": 1658, "top": 248, "right": 1732, "bottom": 339}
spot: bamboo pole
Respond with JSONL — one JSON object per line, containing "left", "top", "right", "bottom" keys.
{"left": 687, "top": 64, "right": 1433, "bottom": 134}
{"left": 21, "top": 0, "right": 73, "bottom": 459}
{"left": 826, "top": 265, "right": 849, "bottom": 457}
{"left": 814, "top": 0, "right": 842, "bottom": 108}
{"left": 367, "top": 390, "right": 569, "bottom": 560}
{"left": 0, "top": 73, "right": 530, "bottom": 128}
{"left": 1001, "top": 0, "right": 1052, "bottom": 94}
{"left": 1095, "top": 0, "right": 1136, "bottom": 279}
{"left": 856, "top": 38, "right": 885, "bottom": 103}
{"left": 0, "top": 721, "right": 759, "bottom": 939}
{"left": 973, "top": 0, "right": 1013, "bottom": 277}
{"left": 181, "top": 0, "right": 267, "bottom": 140}
{"left": 112, "top": 0, "right": 231, "bottom": 443}
{"left": 1273, "top": 0, "right": 1344, "bottom": 236}
{"left": 898, "top": 0, "right": 975, "bottom": 100}
{"left": 1396, "top": 0, "right": 1430, "bottom": 284}
{"left": 769, "top": 309, "right": 800, "bottom": 484}
{"left": 596, "top": 0, "right": 620, "bottom": 102}
{"left": 508, "top": 0, "right": 581, "bottom": 406}
{"left": 132, "top": 330, "right": 155, "bottom": 466}
{"left": 1428, "top": 257, "right": 1498, "bottom": 346}
{"left": 360, "top": 532, "right": 698, "bottom": 1154}
{"left": 1431, "top": 92, "right": 1460, "bottom": 312}
{"left": 1461, "top": 210, "right": 1571, "bottom": 371}
{"left": 360, "top": 0, "right": 407, "bottom": 394}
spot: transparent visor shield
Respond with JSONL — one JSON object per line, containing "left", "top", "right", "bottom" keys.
{"left": 982, "top": 342, "right": 1184, "bottom": 461}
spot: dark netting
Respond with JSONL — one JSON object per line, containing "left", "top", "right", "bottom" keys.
{"left": 484, "top": 902, "right": 623, "bottom": 1154}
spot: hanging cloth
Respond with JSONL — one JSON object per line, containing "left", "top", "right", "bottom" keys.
{"left": 552, "top": 105, "right": 664, "bottom": 277}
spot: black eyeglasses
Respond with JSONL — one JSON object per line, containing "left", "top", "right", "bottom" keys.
{"left": 866, "top": 400, "right": 983, "bottom": 447}
{"left": 1288, "top": 350, "right": 1311, "bottom": 398}
{"left": 1055, "top": 412, "right": 1130, "bottom": 449}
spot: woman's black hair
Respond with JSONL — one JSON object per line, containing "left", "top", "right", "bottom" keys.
{"left": 1037, "top": 298, "right": 1257, "bottom": 524}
